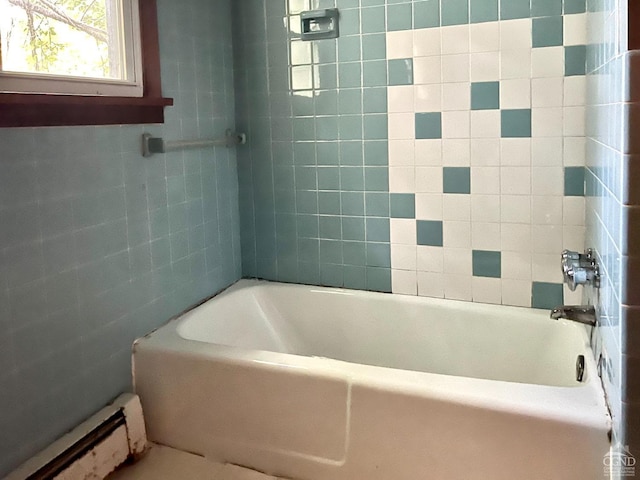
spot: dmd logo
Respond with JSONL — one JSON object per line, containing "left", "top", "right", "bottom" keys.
{"left": 604, "top": 444, "right": 636, "bottom": 477}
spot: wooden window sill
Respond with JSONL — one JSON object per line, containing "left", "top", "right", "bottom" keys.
{"left": 0, "top": 94, "right": 174, "bottom": 127}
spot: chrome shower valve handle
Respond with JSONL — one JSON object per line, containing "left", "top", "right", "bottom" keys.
{"left": 561, "top": 249, "right": 601, "bottom": 291}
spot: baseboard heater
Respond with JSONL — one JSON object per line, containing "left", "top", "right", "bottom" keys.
{"left": 6, "top": 394, "right": 147, "bottom": 480}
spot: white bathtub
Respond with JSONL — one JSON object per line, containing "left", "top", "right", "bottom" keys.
{"left": 133, "top": 279, "right": 611, "bottom": 480}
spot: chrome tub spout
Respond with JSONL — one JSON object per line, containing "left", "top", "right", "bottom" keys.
{"left": 550, "top": 305, "right": 597, "bottom": 327}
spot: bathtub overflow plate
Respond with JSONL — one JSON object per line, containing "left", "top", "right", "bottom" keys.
{"left": 576, "top": 355, "right": 585, "bottom": 382}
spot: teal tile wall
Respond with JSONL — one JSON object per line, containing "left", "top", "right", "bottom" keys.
{"left": 585, "top": 0, "right": 640, "bottom": 462}
{"left": 234, "top": 0, "right": 393, "bottom": 292}
{"left": 0, "top": 0, "right": 240, "bottom": 475}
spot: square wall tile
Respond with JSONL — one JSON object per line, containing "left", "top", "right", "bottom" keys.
{"left": 531, "top": 46, "right": 564, "bottom": 77}
{"left": 443, "top": 167, "right": 472, "bottom": 194}
{"left": 388, "top": 58, "right": 414, "bottom": 85}
{"left": 362, "top": 6, "right": 386, "bottom": 34}
{"left": 364, "top": 114, "right": 389, "bottom": 139}
{"left": 417, "top": 220, "right": 444, "bottom": 246}
{"left": 442, "top": 111, "right": 471, "bottom": 138}
{"left": 366, "top": 192, "right": 390, "bottom": 216}
{"left": 392, "top": 269, "right": 418, "bottom": 295}
{"left": 413, "top": 0, "right": 440, "bottom": 29}
{"left": 341, "top": 167, "right": 365, "bottom": 191}
{"left": 531, "top": 0, "right": 562, "bottom": 17}
{"left": 362, "top": 33, "right": 387, "bottom": 61}
{"left": 564, "top": 166, "right": 585, "bottom": 196}
{"left": 442, "top": 53, "right": 471, "bottom": 82}
{"left": 367, "top": 242, "right": 391, "bottom": 267}
{"left": 563, "top": 0, "right": 586, "bottom": 14}
{"left": 366, "top": 266, "right": 392, "bottom": 292}
{"left": 441, "top": 0, "right": 469, "bottom": 26}
{"left": 365, "top": 60, "right": 391, "bottom": 87}
{"left": 387, "top": 30, "right": 414, "bottom": 59}
{"left": 413, "top": 28, "right": 441, "bottom": 57}
{"left": 501, "top": 109, "right": 532, "bottom": 138}
{"left": 338, "top": 36, "right": 362, "bottom": 63}
{"left": 365, "top": 87, "right": 388, "bottom": 113}
{"left": 500, "top": 18, "right": 533, "bottom": 50}
{"left": 364, "top": 141, "right": 388, "bottom": 165}
{"left": 500, "top": 79, "right": 532, "bottom": 109}
{"left": 339, "top": 62, "right": 363, "bottom": 89}
{"left": 364, "top": 166, "right": 389, "bottom": 191}
{"left": 320, "top": 216, "right": 342, "bottom": 239}
{"left": 343, "top": 217, "right": 366, "bottom": 240}
{"left": 443, "top": 82, "right": 471, "bottom": 111}
{"left": 319, "top": 191, "right": 342, "bottom": 214}
{"left": 387, "top": 3, "right": 413, "bottom": 31}
{"left": 471, "top": 82, "right": 500, "bottom": 110}
{"left": 415, "top": 112, "right": 443, "bottom": 139}
{"left": 342, "top": 6, "right": 365, "bottom": 34}
{"left": 500, "top": 49, "right": 532, "bottom": 80}
{"left": 532, "top": 16, "right": 563, "bottom": 48}
{"left": 565, "top": 45, "right": 587, "bottom": 76}
{"left": 392, "top": 244, "right": 418, "bottom": 270}
{"left": 472, "top": 277, "right": 502, "bottom": 303}
{"left": 531, "top": 281, "right": 564, "bottom": 309}
{"left": 500, "top": 0, "right": 530, "bottom": 20}
{"left": 532, "top": 77, "right": 563, "bottom": 107}
{"left": 320, "top": 239, "right": 343, "bottom": 264}
{"left": 441, "top": 25, "right": 470, "bottom": 55}
{"left": 391, "top": 193, "right": 416, "bottom": 218}
{"left": 416, "top": 192, "right": 443, "bottom": 219}
{"left": 470, "top": 0, "right": 498, "bottom": 24}
{"left": 391, "top": 218, "right": 418, "bottom": 245}
{"left": 563, "top": 13, "right": 587, "bottom": 46}
{"left": 414, "top": 56, "right": 442, "bottom": 84}
{"left": 532, "top": 107, "right": 563, "bottom": 136}
{"left": 343, "top": 242, "right": 366, "bottom": 267}
{"left": 336, "top": 141, "right": 362, "bottom": 166}
{"left": 473, "top": 250, "right": 502, "bottom": 278}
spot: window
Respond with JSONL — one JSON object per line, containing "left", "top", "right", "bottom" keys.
{"left": 0, "top": 0, "right": 143, "bottom": 96}
{"left": 0, "top": 0, "right": 172, "bottom": 127}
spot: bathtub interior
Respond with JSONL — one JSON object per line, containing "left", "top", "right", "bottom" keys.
{"left": 176, "top": 280, "right": 591, "bottom": 388}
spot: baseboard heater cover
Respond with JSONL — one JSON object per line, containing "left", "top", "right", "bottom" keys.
{"left": 6, "top": 393, "right": 147, "bottom": 480}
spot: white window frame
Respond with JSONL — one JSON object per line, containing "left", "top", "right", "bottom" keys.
{"left": 0, "top": 0, "right": 143, "bottom": 97}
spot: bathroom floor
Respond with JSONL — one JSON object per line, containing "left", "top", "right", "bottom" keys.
{"left": 107, "top": 444, "right": 290, "bottom": 480}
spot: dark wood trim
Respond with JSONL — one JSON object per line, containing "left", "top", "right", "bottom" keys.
{"left": 0, "top": 94, "right": 173, "bottom": 106}
{"left": 0, "top": 0, "right": 172, "bottom": 128}
{"left": 630, "top": 0, "right": 640, "bottom": 50}
{"left": 139, "top": 0, "right": 163, "bottom": 99}
{"left": 0, "top": 103, "right": 169, "bottom": 127}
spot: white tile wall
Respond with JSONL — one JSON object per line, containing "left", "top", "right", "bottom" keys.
{"left": 387, "top": 16, "right": 587, "bottom": 307}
